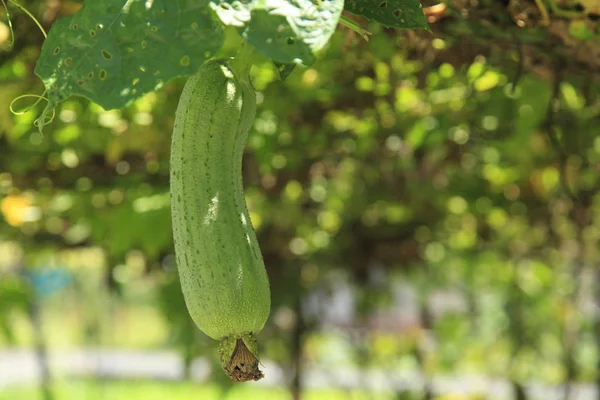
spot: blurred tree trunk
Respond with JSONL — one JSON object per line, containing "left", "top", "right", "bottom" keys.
{"left": 419, "top": 308, "right": 433, "bottom": 400}
{"left": 512, "top": 384, "right": 527, "bottom": 400}
{"left": 395, "top": 390, "right": 415, "bottom": 400}
{"left": 291, "top": 297, "right": 305, "bottom": 400}
{"left": 414, "top": 288, "right": 433, "bottom": 400}
{"left": 183, "top": 349, "right": 193, "bottom": 380}
{"left": 507, "top": 261, "right": 528, "bottom": 400}
{"left": 560, "top": 262, "right": 584, "bottom": 400}
{"left": 596, "top": 267, "right": 600, "bottom": 400}
{"left": 559, "top": 185, "right": 591, "bottom": 400}
{"left": 28, "top": 297, "right": 54, "bottom": 400}
{"left": 104, "top": 253, "right": 120, "bottom": 294}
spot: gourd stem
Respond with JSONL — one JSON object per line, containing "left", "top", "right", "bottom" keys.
{"left": 230, "top": 41, "right": 260, "bottom": 83}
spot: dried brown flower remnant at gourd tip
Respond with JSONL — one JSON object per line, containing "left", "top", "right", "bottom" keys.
{"left": 223, "top": 338, "right": 264, "bottom": 382}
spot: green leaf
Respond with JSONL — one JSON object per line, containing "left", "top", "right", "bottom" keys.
{"left": 210, "top": 0, "right": 344, "bottom": 65}
{"left": 273, "top": 61, "right": 296, "bottom": 81}
{"left": 34, "top": 0, "right": 224, "bottom": 125}
{"left": 514, "top": 76, "right": 552, "bottom": 136}
{"left": 344, "top": 0, "right": 430, "bottom": 31}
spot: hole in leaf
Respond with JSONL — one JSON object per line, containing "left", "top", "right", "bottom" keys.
{"left": 53, "top": 47, "right": 60, "bottom": 55}
{"left": 133, "top": 78, "right": 140, "bottom": 85}
{"left": 65, "top": 58, "right": 73, "bottom": 67}
{"left": 89, "top": 30, "right": 96, "bottom": 36}
{"left": 287, "top": 37, "right": 295, "bottom": 45}
{"left": 141, "top": 40, "right": 147, "bottom": 49}
{"left": 97, "top": 24, "right": 104, "bottom": 29}
{"left": 150, "top": 25, "right": 158, "bottom": 32}
{"left": 99, "top": 69, "right": 107, "bottom": 80}
{"left": 72, "top": 24, "right": 78, "bottom": 30}
{"left": 101, "top": 50, "right": 112, "bottom": 60}
{"left": 379, "top": 1, "right": 387, "bottom": 7}
{"left": 87, "top": 72, "right": 94, "bottom": 78}
{"left": 139, "top": 66, "right": 146, "bottom": 72}
{"left": 77, "top": 80, "right": 84, "bottom": 86}
{"left": 180, "top": 55, "right": 190, "bottom": 66}
{"left": 394, "top": 9, "right": 401, "bottom": 17}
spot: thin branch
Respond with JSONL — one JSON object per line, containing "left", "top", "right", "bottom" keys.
{"left": 543, "top": 61, "right": 579, "bottom": 202}
{"left": 510, "top": 34, "right": 524, "bottom": 95}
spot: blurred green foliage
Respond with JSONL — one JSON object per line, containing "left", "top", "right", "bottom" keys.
{"left": 1, "top": 0, "right": 600, "bottom": 399}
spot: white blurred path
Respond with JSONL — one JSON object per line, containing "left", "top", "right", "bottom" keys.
{"left": 0, "top": 348, "right": 596, "bottom": 399}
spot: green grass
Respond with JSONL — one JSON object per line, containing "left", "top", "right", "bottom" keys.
{"left": 0, "top": 379, "right": 421, "bottom": 400}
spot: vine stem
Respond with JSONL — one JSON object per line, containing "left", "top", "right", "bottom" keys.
{"left": 339, "top": 15, "right": 371, "bottom": 41}
{"left": 230, "top": 41, "right": 261, "bottom": 83}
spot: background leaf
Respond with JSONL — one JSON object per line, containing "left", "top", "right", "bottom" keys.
{"left": 211, "top": 0, "right": 344, "bottom": 65}
{"left": 344, "top": 0, "right": 429, "bottom": 30}
{"left": 273, "top": 61, "right": 297, "bottom": 81}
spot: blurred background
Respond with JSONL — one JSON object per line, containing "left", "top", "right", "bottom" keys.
{"left": 1, "top": 0, "right": 599, "bottom": 399}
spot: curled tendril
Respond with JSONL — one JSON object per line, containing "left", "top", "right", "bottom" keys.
{"left": 10, "top": 92, "right": 46, "bottom": 114}
{"left": 1, "top": 0, "right": 15, "bottom": 48}
{"left": 6, "top": 0, "right": 47, "bottom": 38}
{"left": 10, "top": 93, "right": 56, "bottom": 132}
{"left": 1, "top": 0, "right": 47, "bottom": 49}
{"left": 4, "top": 1, "right": 52, "bottom": 132}
{"left": 34, "top": 110, "right": 56, "bottom": 128}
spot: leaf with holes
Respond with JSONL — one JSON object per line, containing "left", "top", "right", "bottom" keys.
{"left": 34, "top": 0, "right": 224, "bottom": 129}
{"left": 210, "top": 0, "right": 343, "bottom": 65}
{"left": 344, "top": 0, "right": 429, "bottom": 30}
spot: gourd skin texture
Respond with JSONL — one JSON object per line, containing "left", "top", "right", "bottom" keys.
{"left": 170, "top": 60, "right": 270, "bottom": 377}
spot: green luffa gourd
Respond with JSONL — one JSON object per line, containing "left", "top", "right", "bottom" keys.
{"left": 170, "top": 60, "right": 270, "bottom": 382}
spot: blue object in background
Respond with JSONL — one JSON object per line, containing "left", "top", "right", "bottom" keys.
{"left": 23, "top": 266, "right": 73, "bottom": 298}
